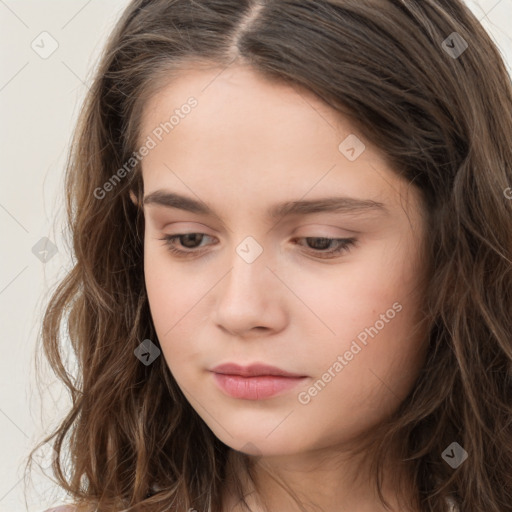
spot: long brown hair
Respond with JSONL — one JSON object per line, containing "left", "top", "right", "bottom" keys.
{"left": 26, "top": 1, "right": 512, "bottom": 511}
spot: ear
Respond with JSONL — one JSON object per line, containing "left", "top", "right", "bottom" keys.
{"left": 129, "top": 189, "right": 139, "bottom": 206}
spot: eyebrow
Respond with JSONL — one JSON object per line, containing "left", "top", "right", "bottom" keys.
{"left": 143, "top": 190, "right": 389, "bottom": 220}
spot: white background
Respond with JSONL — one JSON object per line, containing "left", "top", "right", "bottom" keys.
{"left": 1, "top": 1, "right": 511, "bottom": 510}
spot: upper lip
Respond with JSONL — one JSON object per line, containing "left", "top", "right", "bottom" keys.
{"left": 210, "top": 363, "right": 306, "bottom": 378}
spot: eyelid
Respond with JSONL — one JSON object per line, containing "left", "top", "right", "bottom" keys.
{"left": 158, "top": 220, "right": 215, "bottom": 232}
{"left": 158, "top": 232, "right": 358, "bottom": 260}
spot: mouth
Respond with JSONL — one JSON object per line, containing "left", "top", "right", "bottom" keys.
{"left": 209, "top": 362, "right": 308, "bottom": 400}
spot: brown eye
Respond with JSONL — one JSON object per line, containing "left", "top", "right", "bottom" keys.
{"left": 158, "top": 233, "right": 216, "bottom": 256}
{"left": 158, "top": 234, "right": 357, "bottom": 260}
{"left": 176, "top": 233, "right": 205, "bottom": 249}
{"left": 293, "top": 237, "right": 357, "bottom": 259}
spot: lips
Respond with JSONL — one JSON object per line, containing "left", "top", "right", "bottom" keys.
{"left": 210, "top": 362, "right": 306, "bottom": 378}
{"left": 210, "top": 363, "right": 308, "bottom": 400}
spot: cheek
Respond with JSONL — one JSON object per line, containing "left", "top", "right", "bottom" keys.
{"left": 144, "top": 237, "right": 203, "bottom": 326}
{"left": 144, "top": 245, "right": 174, "bottom": 328}
{"left": 317, "top": 259, "right": 426, "bottom": 411}
{"left": 143, "top": 242, "right": 215, "bottom": 376}
{"left": 297, "top": 237, "right": 426, "bottom": 377}
{"left": 293, "top": 238, "right": 419, "bottom": 338}
{"left": 144, "top": 243, "right": 183, "bottom": 347}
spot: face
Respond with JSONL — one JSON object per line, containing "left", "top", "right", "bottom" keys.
{"left": 139, "top": 64, "right": 429, "bottom": 457}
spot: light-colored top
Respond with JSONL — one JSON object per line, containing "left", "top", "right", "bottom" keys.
{"left": 44, "top": 507, "right": 77, "bottom": 512}
{"left": 45, "top": 496, "right": 461, "bottom": 511}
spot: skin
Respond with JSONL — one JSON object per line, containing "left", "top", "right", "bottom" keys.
{"left": 138, "top": 63, "right": 429, "bottom": 512}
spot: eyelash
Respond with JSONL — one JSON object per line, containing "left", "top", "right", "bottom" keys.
{"left": 158, "top": 233, "right": 357, "bottom": 260}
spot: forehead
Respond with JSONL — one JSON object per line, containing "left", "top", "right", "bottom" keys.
{"left": 140, "top": 63, "right": 339, "bottom": 135}
{"left": 137, "top": 65, "right": 420, "bottom": 221}
{"left": 138, "top": 64, "right": 365, "bottom": 166}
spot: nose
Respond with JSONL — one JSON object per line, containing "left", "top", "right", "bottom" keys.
{"left": 213, "top": 243, "right": 287, "bottom": 338}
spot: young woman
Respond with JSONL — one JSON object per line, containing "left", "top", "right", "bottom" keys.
{"left": 30, "top": 0, "right": 512, "bottom": 511}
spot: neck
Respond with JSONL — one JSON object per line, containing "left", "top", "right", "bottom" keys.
{"left": 221, "top": 442, "right": 419, "bottom": 512}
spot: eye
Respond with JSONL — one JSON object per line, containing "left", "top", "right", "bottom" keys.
{"left": 158, "top": 233, "right": 357, "bottom": 260}
{"left": 158, "top": 233, "right": 215, "bottom": 257}
{"left": 292, "top": 237, "right": 357, "bottom": 259}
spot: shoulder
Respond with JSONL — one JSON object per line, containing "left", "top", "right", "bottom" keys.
{"left": 43, "top": 505, "right": 95, "bottom": 512}
{"left": 446, "top": 496, "right": 460, "bottom": 511}
{"left": 43, "top": 507, "right": 77, "bottom": 512}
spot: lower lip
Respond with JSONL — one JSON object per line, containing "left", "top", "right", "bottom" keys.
{"left": 212, "top": 372, "right": 307, "bottom": 400}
